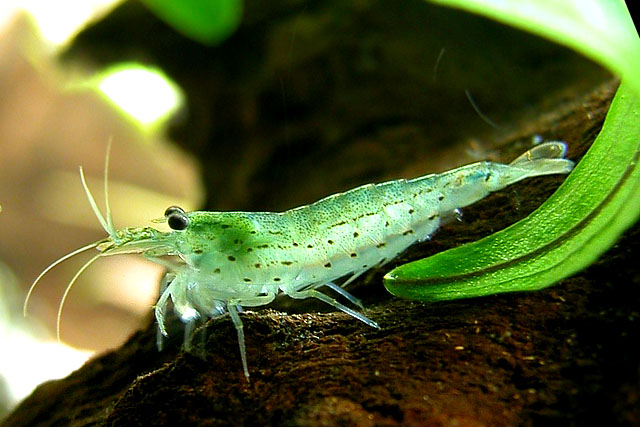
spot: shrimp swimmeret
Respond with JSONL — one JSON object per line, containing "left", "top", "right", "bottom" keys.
{"left": 25, "top": 141, "right": 574, "bottom": 380}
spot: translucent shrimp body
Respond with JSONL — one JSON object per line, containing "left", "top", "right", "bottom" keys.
{"left": 26, "top": 142, "right": 573, "bottom": 380}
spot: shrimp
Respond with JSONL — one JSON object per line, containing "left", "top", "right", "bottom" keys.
{"left": 25, "top": 141, "right": 574, "bottom": 380}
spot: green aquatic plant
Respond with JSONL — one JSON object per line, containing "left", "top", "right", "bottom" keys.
{"left": 384, "top": 0, "right": 640, "bottom": 300}
{"left": 140, "top": 0, "right": 243, "bottom": 45}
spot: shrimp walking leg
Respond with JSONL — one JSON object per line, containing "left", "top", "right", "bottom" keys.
{"left": 320, "top": 282, "right": 364, "bottom": 309}
{"left": 223, "top": 292, "right": 276, "bottom": 380}
{"left": 156, "top": 273, "right": 174, "bottom": 351}
{"left": 227, "top": 304, "right": 249, "bottom": 380}
{"left": 285, "top": 288, "right": 380, "bottom": 329}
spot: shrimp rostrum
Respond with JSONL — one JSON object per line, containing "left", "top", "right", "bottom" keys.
{"left": 26, "top": 141, "right": 574, "bottom": 380}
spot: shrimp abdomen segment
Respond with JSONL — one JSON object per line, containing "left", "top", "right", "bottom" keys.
{"left": 283, "top": 181, "right": 440, "bottom": 286}
{"left": 408, "top": 142, "right": 574, "bottom": 213}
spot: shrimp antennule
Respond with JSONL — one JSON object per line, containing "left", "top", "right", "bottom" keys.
{"left": 25, "top": 142, "right": 117, "bottom": 333}
{"left": 80, "top": 166, "right": 116, "bottom": 239}
{"left": 78, "top": 139, "right": 117, "bottom": 240}
{"left": 56, "top": 253, "right": 103, "bottom": 341}
{"left": 104, "top": 138, "right": 116, "bottom": 235}
{"left": 23, "top": 241, "right": 101, "bottom": 316}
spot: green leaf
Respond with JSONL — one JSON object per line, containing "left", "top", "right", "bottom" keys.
{"left": 140, "top": 0, "right": 243, "bottom": 45}
{"left": 385, "top": 81, "right": 640, "bottom": 300}
{"left": 427, "top": 0, "right": 640, "bottom": 93}
{"left": 384, "top": 0, "right": 640, "bottom": 300}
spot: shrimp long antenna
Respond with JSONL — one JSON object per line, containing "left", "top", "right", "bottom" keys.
{"left": 80, "top": 166, "right": 111, "bottom": 236}
{"left": 23, "top": 241, "right": 100, "bottom": 316}
{"left": 56, "top": 253, "right": 102, "bottom": 342}
{"left": 465, "top": 89, "right": 499, "bottom": 129}
{"left": 104, "top": 138, "right": 116, "bottom": 235}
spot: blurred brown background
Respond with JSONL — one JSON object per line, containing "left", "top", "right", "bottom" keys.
{"left": 0, "top": 9, "right": 202, "bottom": 411}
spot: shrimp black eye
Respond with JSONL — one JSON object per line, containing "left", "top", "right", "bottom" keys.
{"left": 165, "top": 206, "right": 189, "bottom": 230}
{"left": 168, "top": 213, "right": 189, "bottom": 230}
{"left": 164, "top": 205, "right": 185, "bottom": 217}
